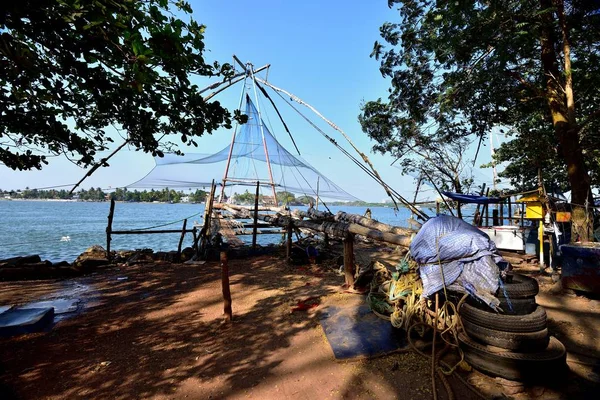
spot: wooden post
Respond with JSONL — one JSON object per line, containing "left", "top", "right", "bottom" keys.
{"left": 485, "top": 188, "right": 490, "bottom": 227}
{"left": 106, "top": 198, "right": 115, "bottom": 261}
{"left": 508, "top": 196, "right": 513, "bottom": 225}
{"left": 473, "top": 183, "right": 486, "bottom": 225}
{"left": 436, "top": 200, "right": 440, "bottom": 215}
{"left": 177, "top": 219, "right": 188, "bottom": 258}
{"left": 252, "top": 181, "right": 259, "bottom": 250}
{"left": 192, "top": 227, "right": 198, "bottom": 251}
{"left": 500, "top": 200, "right": 504, "bottom": 226}
{"left": 343, "top": 232, "right": 355, "bottom": 288}
{"left": 286, "top": 221, "right": 293, "bottom": 261}
{"left": 220, "top": 251, "right": 233, "bottom": 321}
{"left": 521, "top": 203, "right": 525, "bottom": 227}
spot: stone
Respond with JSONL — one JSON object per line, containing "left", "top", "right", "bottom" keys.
{"left": 74, "top": 245, "right": 109, "bottom": 271}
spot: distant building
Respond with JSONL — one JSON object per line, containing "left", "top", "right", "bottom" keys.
{"left": 181, "top": 196, "right": 190, "bottom": 203}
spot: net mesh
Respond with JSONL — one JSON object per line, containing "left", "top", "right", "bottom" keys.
{"left": 128, "top": 95, "right": 357, "bottom": 201}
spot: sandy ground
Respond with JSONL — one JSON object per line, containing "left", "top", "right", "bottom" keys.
{"left": 0, "top": 244, "right": 599, "bottom": 400}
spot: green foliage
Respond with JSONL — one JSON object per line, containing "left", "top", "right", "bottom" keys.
{"left": 276, "top": 191, "right": 296, "bottom": 205}
{"left": 362, "top": 1, "right": 600, "bottom": 195}
{"left": 232, "top": 190, "right": 255, "bottom": 205}
{"left": 0, "top": 0, "right": 245, "bottom": 171}
{"left": 1, "top": 187, "right": 205, "bottom": 203}
{"left": 296, "top": 195, "right": 316, "bottom": 205}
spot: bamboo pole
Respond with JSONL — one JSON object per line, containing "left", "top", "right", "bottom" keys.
{"left": 177, "top": 219, "right": 188, "bottom": 258}
{"left": 252, "top": 181, "right": 259, "bottom": 250}
{"left": 344, "top": 232, "right": 355, "bottom": 287}
{"left": 106, "top": 198, "right": 115, "bottom": 261}
{"left": 220, "top": 251, "right": 233, "bottom": 322}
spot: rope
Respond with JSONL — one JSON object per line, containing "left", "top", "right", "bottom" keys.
{"left": 119, "top": 211, "right": 203, "bottom": 232}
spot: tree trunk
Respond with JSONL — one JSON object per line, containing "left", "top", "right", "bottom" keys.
{"left": 539, "top": 0, "right": 593, "bottom": 241}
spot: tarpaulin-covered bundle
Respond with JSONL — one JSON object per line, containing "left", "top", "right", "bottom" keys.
{"left": 410, "top": 215, "right": 504, "bottom": 308}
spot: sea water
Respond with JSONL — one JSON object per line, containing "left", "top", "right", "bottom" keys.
{"left": 0, "top": 200, "right": 421, "bottom": 262}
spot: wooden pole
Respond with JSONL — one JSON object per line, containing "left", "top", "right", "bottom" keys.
{"left": 316, "top": 176, "right": 320, "bottom": 211}
{"left": 473, "top": 183, "right": 486, "bottom": 225}
{"left": 485, "top": 188, "right": 490, "bottom": 227}
{"left": 177, "top": 219, "right": 188, "bottom": 258}
{"left": 508, "top": 196, "right": 513, "bottom": 225}
{"left": 500, "top": 200, "right": 504, "bottom": 226}
{"left": 106, "top": 198, "right": 115, "bottom": 261}
{"left": 192, "top": 227, "right": 198, "bottom": 251}
{"left": 220, "top": 251, "right": 233, "bottom": 321}
{"left": 252, "top": 181, "right": 259, "bottom": 250}
{"left": 286, "top": 221, "right": 293, "bottom": 261}
{"left": 343, "top": 232, "right": 355, "bottom": 288}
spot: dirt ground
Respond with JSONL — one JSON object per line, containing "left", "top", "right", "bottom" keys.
{"left": 0, "top": 243, "right": 599, "bottom": 400}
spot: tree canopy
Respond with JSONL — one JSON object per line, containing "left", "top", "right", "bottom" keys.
{"left": 1, "top": 0, "right": 243, "bottom": 171}
{"left": 361, "top": 0, "right": 600, "bottom": 239}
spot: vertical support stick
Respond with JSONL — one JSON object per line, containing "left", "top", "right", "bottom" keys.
{"left": 521, "top": 203, "right": 525, "bottom": 227}
{"left": 106, "top": 198, "right": 115, "bottom": 261}
{"left": 192, "top": 227, "right": 198, "bottom": 252}
{"left": 343, "top": 232, "right": 355, "bottom": 288}
{"left": 436, "top": 200, "right": 440, "bottom": 215}
{"left": 473, "top": 183, "right": 486, "bottom": 224}
{"left": 485, "top": 188, "right": 490, "bottom": 226}
{"left": 286, "top": 221, "right": 293, "bottom": 261}
{"left": 500, "top": 201, "right": 504, "bottom": 226}
{"left": 316, "top": 176, "right": 320, "bottom": 211}
{"left": 252, "top": 181, "right": 259, "bottom": 250}
{"left": 177, "top": 219, "right": 188, "bottom": 258}
{"left": 221, "top": 251, "right": 233, "bottom": 321}
{"left": 539, "top": 221, "right": 545, "bottom": 268}
{"left": 508, "top": 196, "right": 512, "bottom": 225}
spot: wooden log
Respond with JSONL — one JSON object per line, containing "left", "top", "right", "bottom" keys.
{"left": 259, "top": 214, "right": 412, "bottom": 247}
{"left": 334, "top": 211, "right": 415, "bottom": 236}
{"left": 177, "top": 219, "right": 188, "bottom": 258}
{"left": 106, "top": 198, "right": 115, "bottom": 261}
{"left": 220, "top": 251, "right": 232, "bottom": 322}
{"left": 252, "top": 181, "right": 260, "bottom": 250}
{"left": 344, "top": 232, "right": 355, "bottom": 287}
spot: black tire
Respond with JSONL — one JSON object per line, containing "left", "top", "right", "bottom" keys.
{"left": 467, "top": 296, "right": 537, "bottom": 315}
{"left": 458, "top": 333, "right": 567, "bottom": 381}
{"left": 462, "top": 319, "right": 549, "bottom": 352}
{"left": 497, "top": 273, "right": 539, "bottom": 299}
{"left": 459, "top": 303, "right": 547, "bottom": 333}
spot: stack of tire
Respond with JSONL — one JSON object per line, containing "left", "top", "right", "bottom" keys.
{"left": 458, "top": 273, "right": 567, "bottom": 381}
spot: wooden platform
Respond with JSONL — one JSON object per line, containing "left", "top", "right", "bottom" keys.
{"left": 216, "top": 217, "right": 244, "bottom": 247}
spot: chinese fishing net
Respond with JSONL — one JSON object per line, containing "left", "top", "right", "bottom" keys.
{"left": 128, "top": 95, "right": 357, "bottom": 202}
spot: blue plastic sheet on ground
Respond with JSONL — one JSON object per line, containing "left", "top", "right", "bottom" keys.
{"left": 410, "top": 215, "right": 502, "bottom": 307}
{"left": 320, "top": 304, "right": 408, "bottom": 360}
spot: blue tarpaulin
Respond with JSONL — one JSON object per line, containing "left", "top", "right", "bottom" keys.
{"left": 410, "top": 215, "right": 503, "bottom": 307}
{"left": 442, "top": 191, "right": 501, "bottom": 204}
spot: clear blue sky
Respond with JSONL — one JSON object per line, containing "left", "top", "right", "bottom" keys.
{"left": 0, "top": 0, "right": 499, "bottom": 202}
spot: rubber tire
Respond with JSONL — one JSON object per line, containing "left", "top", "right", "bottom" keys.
{"left": 458, "top": 333, "right": 567, "bottom": 381}
{"left": 462, "top": 319, "right": 549, "bottom": 352}
{"left": 459, "top": 303, "right": 547, "bottom": 333}
{"left": 467, "top": 296, "right": 537, "bottom": 315}
{"left": 497, "top": 274, "right": 539, "bottom": 299}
